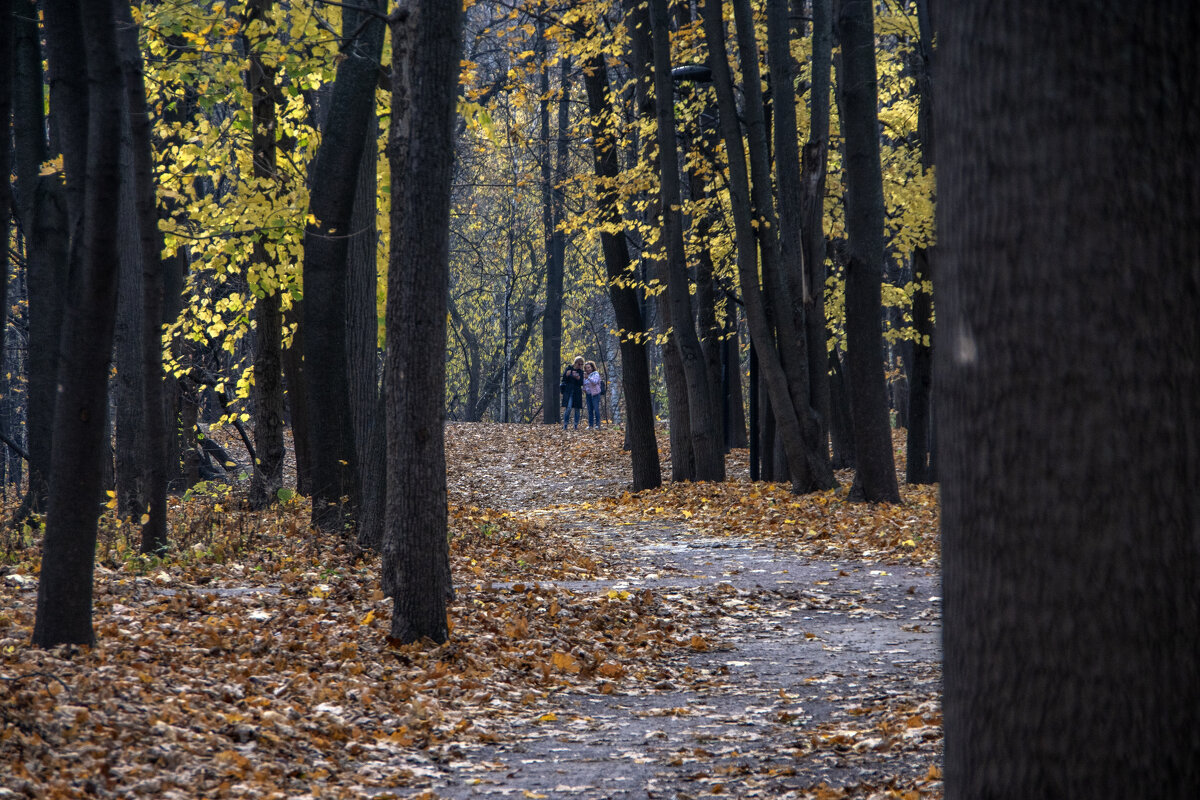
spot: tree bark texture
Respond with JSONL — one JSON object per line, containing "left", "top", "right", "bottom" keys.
{"left": 302, "top": 0, "right": 384, "bottom": 531}
{"left": 623, "top": 0, "right": 692, "bottom": 482}
{"left": 905, "top": 0, "right": 935, "bottom": 485}
{"left": 382, "top": 0, "right": 463, "bottom": 644}
{"left": 582, "top": 54, "right": 661, "bottom": 492}
{"left": 800, "top": 0, "right": 833, "bottom": 463}
{"left": 33, "top": 0, "right": 124, "bottom": 647}
{"left": 539, "top": 32, "right": 569, "bottom": 425}
{"left": 13, "top": 0, "right": 68, "bottom": 515}
{"left": 704, "top": 0, "right": 825, "bottom": 494}
{"left": 648, "top": 0, "right": 724, "bottom": 482}
{"left": 833, "top": 0, "right": 899, "bottom": 502}
{"left": 112, "top": 1, "right": 170, "bottom": 553}
{"left": 936, "top": 2, "right": 1200, "bottom": 797}
{"left": 0, "top": 0, "right": 11, "bottom": 401}
{"left": 245, "top": 0, "right": 287, "bottom": 511}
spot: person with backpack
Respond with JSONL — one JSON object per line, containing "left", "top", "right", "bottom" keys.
{"left": 560, "top": 356, "right": 585, "bottom": 430}
{"left": 582, "top": 360, "right": 603, "bottom": 429}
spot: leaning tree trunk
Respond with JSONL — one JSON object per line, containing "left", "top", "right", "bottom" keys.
{"left": 937, "top": 2, "right": 1200, "bottom": 797}
{"left": 381, "top": 0, "right": 463, "bottom": 645}
{"left": 833, "top": 0, "right": 899, "bottom": 502}
{"left": 33, "top": 0, "right": 124, "bottom": 648}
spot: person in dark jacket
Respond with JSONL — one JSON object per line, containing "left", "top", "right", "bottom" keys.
{"left": 560, "top": 356, "right": 585, "bottom": 430}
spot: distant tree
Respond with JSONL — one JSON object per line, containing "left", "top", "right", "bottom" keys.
{"left": 937, "top": 2, "right": 1200, "bottom": 796}
{"left": 32, "top": 0, "right": 124, "bottom": 647}
{"left": 381, "top": 0, "right": 464, "bottom": 644}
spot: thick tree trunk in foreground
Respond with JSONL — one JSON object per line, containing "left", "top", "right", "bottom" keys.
{"left": 33, "top": 0, "right": 124, "bottom": 647}
{"left": 936, "top": 2, "right": 1200, "bottom": 796}
{"left": 833, "top": 0, "right": 899, "bottom": 502}
{"left": 582, "top": 55, "right": 661, "bottom": 491}
{"left": 382, "top": 0, "right": 463, "bottom": 644}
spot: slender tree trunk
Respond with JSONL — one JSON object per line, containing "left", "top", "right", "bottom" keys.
{"left": 382, "top": 0, "right": 463, "bottom": 644}
{"left": 905, "top": 0, "right": 935, "bottom": 485}
{"left": 0, "top": 0, "right": 10, "bottom": 403}
{"left": 13, "top": 0, "right": 68, "bottom": 517}
{"left": 302, "top": 1, "right": 384, "bottom": 531}
{"left": 539, "top": 26, "right": 568, "bottom": 425}
{"left": 937, "top": 3, "right": 1200, "bottom": 795}
{"left": 347, "top": 101, "right": 380, "bottom": 517}
{"left": 800, "top": 0, "right": 833, "bottom": 462}
{"left": 761, "top": 0, "right": 835, "bottom": 489}
{"left": 245, "top": 0, "right": 287, "bottom": 510}
{"left": 704, "top": 0, "right": 828, "bottom": 494}
{"left": 648, "top": 0, "right": 724, "bottom": 481}
{"left": 111, "top": 2, "right": 169, "bottom": 553}
{"left": 833, "top": 0, "right": 899, "bottom": 502}
{"left": 582, "top": 54, "right": 661, "bottom": 491}
{"left": 33, "top": 0, "right": 124, "bottom": 648}
{"left": 625, "top": 0, "right": 692, "bottom": 482}
{"left": 282, "top": 300, "right": 311, "bottom": 496}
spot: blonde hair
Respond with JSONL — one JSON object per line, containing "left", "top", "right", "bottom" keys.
{"left": 584, "top": 361, "right": 596, "bottom": 371}
{"left": 573, "top": 355, "right": 584, "bottom": 366}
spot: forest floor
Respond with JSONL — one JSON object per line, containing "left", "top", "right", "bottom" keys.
{"left": 1, "top": 423, "right": 942, "bottom": 800}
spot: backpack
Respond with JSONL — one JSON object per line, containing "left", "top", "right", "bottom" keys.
{"left": 599, "top": 378, "right": 606, "bottom": 396}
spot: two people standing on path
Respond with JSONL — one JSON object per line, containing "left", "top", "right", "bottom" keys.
{"left": 560, "top": 356, "right": 604, "bottom": 430}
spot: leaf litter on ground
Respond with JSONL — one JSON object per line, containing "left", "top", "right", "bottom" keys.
{"left": 1, "top": 423, "right": 941, "bottom": 799}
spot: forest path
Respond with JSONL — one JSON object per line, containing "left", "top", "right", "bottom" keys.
{"left": 426, "top": 425, "right": 943, "bottom": 799}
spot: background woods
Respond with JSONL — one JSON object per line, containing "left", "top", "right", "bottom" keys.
{"left": 3, "top": 1, "right": 937, "bottom": 640}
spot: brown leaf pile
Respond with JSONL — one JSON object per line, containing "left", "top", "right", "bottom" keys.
{"left": 1, "top": 422, "right": 941, "bottom": 799}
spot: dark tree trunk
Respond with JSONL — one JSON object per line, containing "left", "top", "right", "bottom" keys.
{"left": 282, "top": 300, "right": 311, "bottom": 496}
{"left": 800, "top": 0, "right": 833, "bottom": 462}
{"left": 245, "top": 0, "right": 287, "bottom": 511}
{"left": 938, "top": 3, "right": 1200, "bottom": 796}
{"left": 12, "top": 0, "right": 68, "bottom": 516}
{"left": 624, "top": 0, "right": 692, "bottom": 482}
{"left": 381, "top": 0, "right": 463, "bottom": 645}
{"left": 0, "top": 0, "right": 10, "bottom": 405}
{"left": 302, "top": 1, "right": 384, "bottom": 531}
{"left": 648, "top": 0, "right": 724, "bottom": 482}
{"left": 762, "top": 0, "right": 835, "bottom": 490}
{"left": 833, "top": 0, "right": 899, "bottom": 502}
{"left": 705, "top": 0, "right": 829, "bottom": 494}
{"left": 114, "top": 134, "right": 144, "bottom": 522}
{"left": 582, "top": 54, "right": 661, "bottom": 492}
{"left": 347, "top": 91, "right": 380, "bottom": 516}
{"left": 112, "top": 2, "right": 169, "bottom": 553}
{"left": 828, "top": 347, "right": 855, "bottom": 469}
{"left": 905, "top": 0, "right": 936, "bottom": 485}
{"left": 33, "top": 0, "right": 124, "bottom": 648}
{"left": 539, "top": 30, "right": 569, "bottom": 425}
